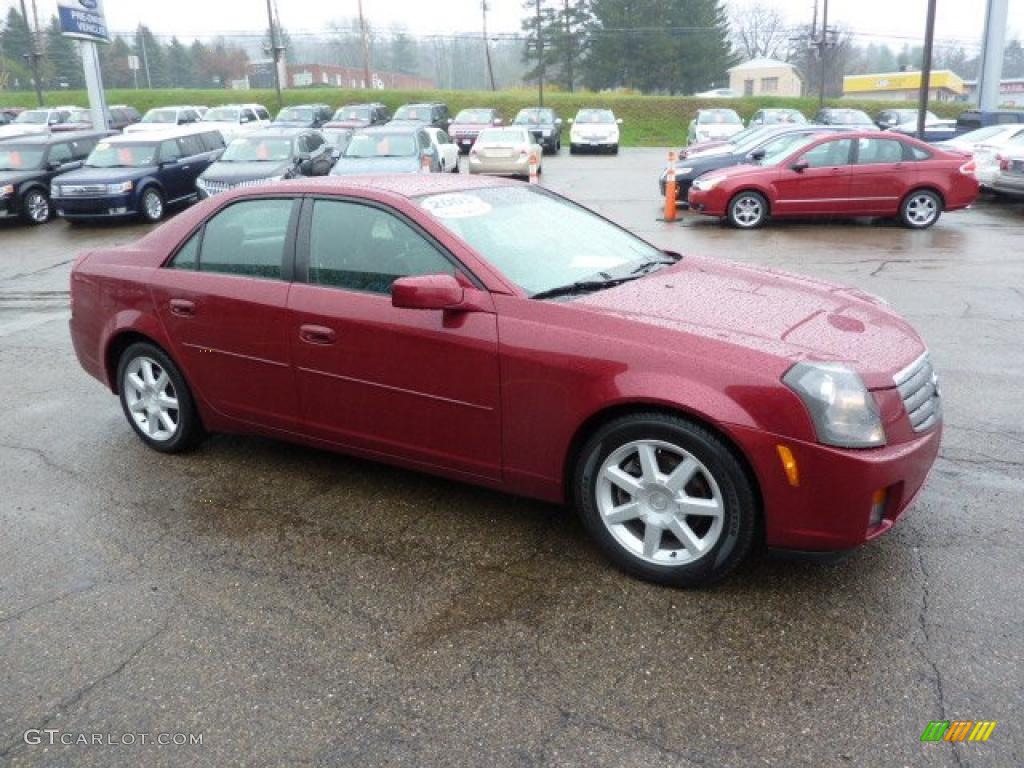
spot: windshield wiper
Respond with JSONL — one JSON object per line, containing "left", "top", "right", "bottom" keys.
{"left": 629, "top": 258, "right": 677, "bottom": 275}
{"left": 532, "top": 275, "right": 640, "bottom": 301}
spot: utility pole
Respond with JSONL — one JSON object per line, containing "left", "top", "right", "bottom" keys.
{"left": 916, "top": 0, "right": 937, "bottom": 139}
{"left": 357, "top": 0, "right": 372, "bottom": 90}
{"left": 138, "top": 26, "right": 152, "bottom": 89}
{"left": 818, "top": 0, "right": 829, "bottom": 107}
{"left": 535, "top": 0, "right": 545, "bottom": 106}
{"left": 978, "top": 0, "right": 1009, "bottom": 110}
{"left": 265, "top": 0, "right": 284, "bottom": 108}
{"left": 18, "top": 0, "right": 43, "bottom": 106}
{"left": 482, "top": 0, "right": 496, "bottom": 91}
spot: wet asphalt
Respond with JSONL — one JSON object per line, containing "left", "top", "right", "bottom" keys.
{"left": 0, "top": 149, "right": 1021, "bottom": 767}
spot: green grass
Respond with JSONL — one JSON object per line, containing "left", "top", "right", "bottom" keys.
{"left": 0, "top": 87, "right": 967, "bottom": 147}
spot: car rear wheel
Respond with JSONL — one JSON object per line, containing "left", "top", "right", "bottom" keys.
{"left": 140, "top": 188, "right": 165, "bottom": 223}
{"left": 117, "top": 342, "right": 203, "bottom": 453}
{"left": 900, "top": 189, "right": 942, "bottom": 229}
{"left": 574, "top": 413, "right": 757, "bottom": 587}
{"left": 727, "top": 191, "right": 769, "bottom": 229}
{"left": 21, "top": 189, "right": 50, "bottom": 224}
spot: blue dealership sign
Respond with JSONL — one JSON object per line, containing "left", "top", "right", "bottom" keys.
{"left": 58, "top": 0, "right": 110, "bottom": 43}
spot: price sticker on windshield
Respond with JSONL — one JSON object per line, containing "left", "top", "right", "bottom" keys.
{"left": 421, "top": 193, "right": 491, "bottom": 220}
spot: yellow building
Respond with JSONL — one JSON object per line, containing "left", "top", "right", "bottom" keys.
{"left": 843, "top": 70, "right": 965, "bottom": 102}
{"left": 728, "top": 58, "right": 803, "bottom": 98}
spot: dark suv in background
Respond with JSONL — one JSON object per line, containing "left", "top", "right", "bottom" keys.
{"left": 52, "top": 126, "right": 225, "bottom": 223}
{"left": 330, "top": 103, "right": 390, "bottom": 129}
{"left": 512, "top": 107, "right": 564, "bottom": 154}
{"left": 391, "top": 102, "right": 451, "bottom": 130}
{"left": 273, "top": 104, "right": 333, "bottom": 128}
{"left": 0, "top": 130, "right": 110, "bottom": 224}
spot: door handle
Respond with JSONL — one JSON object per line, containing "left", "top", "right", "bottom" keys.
{"left": 831, "top": 167, "right": 846, "bottom": 174}
{"left": 169, "top": 298, "right": 196, "bottom": 317}
{"left": 299, "top": 324, "right": 336, "bottom": 345}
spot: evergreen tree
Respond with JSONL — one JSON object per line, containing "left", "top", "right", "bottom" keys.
{"left": 99, "top": 36, "right": 134, "bottom": 89}
{"left": 166, "top": 37, "right": 196, "bottom": 88}
{"left": 135, "top": 26, "right": 170, "bottom": 88}
{"left": 44, "top": 15, "right": 83, "bottom": 89}
{"left": 1, "top": 8, "right": 34, "bottom": 90}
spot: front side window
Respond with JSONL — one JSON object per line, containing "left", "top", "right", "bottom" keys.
{"left": 170, "top": 233, "right": 199, "bottom": 270}
{"left": 800, "top": 139, "right": 853, "bottom": 168}
{"left": 856, "top": 138, "right": 905, "bottom": 164}
{"left": 159, "top": 140, "right": 183, "bottom": 162}
{"left": 198, "top": 199, "right": 294, "bottom": 279}
{"left": 308, "top": 200, "right": 454, "bottom": 294}
{"left": 49, "top": 143, "right": 73, "bottom": 165}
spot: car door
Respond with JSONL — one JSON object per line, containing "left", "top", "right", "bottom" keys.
{"left": 849, "top": 137, "right": 910, "bottom": 215}
{"left": 157, "top": 138, "right": 190, "bottom": 201}
{"left": 772, "top": 137, "right": 854, "bottom": 215}
{"left": 149, "top": 197, "right": 301, "bottom": 430}
{"left": 287, "top": 197, "right": 502, "bottom": 480}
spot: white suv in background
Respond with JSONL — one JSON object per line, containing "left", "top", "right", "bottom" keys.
{"left": 199, "top": 103, "right": 271, "bottom": 143}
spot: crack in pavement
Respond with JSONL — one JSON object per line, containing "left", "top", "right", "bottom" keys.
{"left": 0, "top": 580, "right": 97, "bottom": 627}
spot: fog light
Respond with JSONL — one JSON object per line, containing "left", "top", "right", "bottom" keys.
{"left": 869, "top": 489, "right": 887, "bottom": 527}
{"left": 775, "top": 444, "right": 799, "bottom": 487}
{"left": 109, "top": 207, "right": 127, "bottom": 215}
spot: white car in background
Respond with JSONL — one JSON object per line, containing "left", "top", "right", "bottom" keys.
{"left": 688, "top": 109, "right": 745, "bottom": 145}
{"left": 199, "top": 104, "right": 271, "bottom": 143}
{"left": 125, "top": 106, "right": 203, "bottom": 133}
{"left": 694, "top": 87, "right": 739, "bottom": 98}
{"left": 568, "top": 109, "right": 622, "bottom": 154}
{"left": 936, "top": 124, "right": 1024, "bottom": 187}
{"left": 424, "top": 126, "right": 460, "bottom": 173}
{"left": 468, "top": 127, "right": 543, "bottom": 178}
{"left": 0, "top": 107, "right": 76, "bottom": 139}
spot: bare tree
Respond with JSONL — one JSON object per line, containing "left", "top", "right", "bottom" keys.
{"left": 729, "top": 1, "right": 788, "bottom": 61}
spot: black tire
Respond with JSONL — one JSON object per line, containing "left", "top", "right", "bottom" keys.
{"left": 116, "top": 341, "right": 204, "bottom": 453}
{"left": 899, "top": 189, "right": 942, "bottom": 229}
{"left": 610, "top": 144, "right": 619, "bottom": 155}
{"left": 727, "top": 191, "right": 769, "bottom": 229}
{"left": 20, "top": 188, "right": 50, "bottom": 225}
{"left": 574, "top": 413, "right": 757, "bottom": 587}
{"left": 569, "top": 144, "right": 578, "bottom": 155}
{"left": 139, "top": 187, "right": 165, "bottom": 223}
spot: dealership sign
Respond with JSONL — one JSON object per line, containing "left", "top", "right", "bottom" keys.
{"left": 58, "top": 0, "right": 110, "bottom": 44}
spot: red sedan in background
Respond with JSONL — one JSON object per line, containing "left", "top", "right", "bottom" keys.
{"left": 687, "top": 131, "right": 978, "bottom": 229}
{"left": 70, "top": 176, "right": 942, "bottom": 586}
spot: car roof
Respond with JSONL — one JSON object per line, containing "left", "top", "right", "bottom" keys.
{"left": 235, "top": 172, "right": 516, "bottom": 203}
{"left": 358, "top": 125, "right": 424, "bottom": 134}
{"left": 240, "top": 126, "right": 308, "bottom": 138}
{"left": 0, "top": 129, "right": 112, "bottom": 146}
{"left": 101, "top": 125, "right": 221, "bottom": 143}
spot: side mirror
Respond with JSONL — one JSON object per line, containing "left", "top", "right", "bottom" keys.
{"left": 748, "top": 148, "right": 766, "bottom": 161}
{"left": 790, "top": 160, "right": 809, "bottom": 173}
{"left": 392, "top": 274, "right": 464, "bottom": 311}
{"left": 616, "top": 118, "right": 624, "bottom": 125}
{"left": 47, "top": 160, "right": 61, "bottom": 171}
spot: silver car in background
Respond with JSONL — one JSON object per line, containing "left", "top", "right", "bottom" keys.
{"left": 467, "top": 127, "right": 543, "bottom": 178}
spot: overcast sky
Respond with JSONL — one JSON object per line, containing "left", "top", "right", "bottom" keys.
{"left": 4, "top": 0, "right": 1021, "bottom": 50}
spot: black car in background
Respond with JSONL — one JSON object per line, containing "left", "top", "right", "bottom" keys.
{"left": 107, "top": 105, "right": 142, "bottom": 130}
{"left": 876, "top": 108, "right": 939, "bottom": 130}
{"left": 512, "top": 108, "right": 564, "bottom": 154}
{"left": 658, "top": 126, "right": 851, "bottom": 199}
{"left": 273, "top": 104, "right": 333, "bottom": 129}
{"left": 391, "top": 102, "right": 451, "bottom": 130}
{"left": 330, "top": 103, "right": 390, "bottom": 129}
{"left": 954, "top": 109, "right": 1024, "bottom": 134}
{"left": 0, "top": 109, "right": 23, "bottom": 126}
{"left": 52, "top": 127, "right": 224, "bottom": 223}
{"left": 197, "top": 127, "right": 334, "bottom": 198}
{"left": 0, "top": 131, "right": 110, "bottom": 224}
{"left": 814, "top": 108, "right": 878, "bottom": 130}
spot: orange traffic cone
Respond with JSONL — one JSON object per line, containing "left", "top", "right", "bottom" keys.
{"left": 528, "top": 153, "right": 539, "bottom": 184}
{"left": 662, "top": 150, "right": 678, "bottom": 222}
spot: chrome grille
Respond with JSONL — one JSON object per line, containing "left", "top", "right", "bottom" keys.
{"left": 61, "top": 184, "right": 107, "bottom": 196}
{"left": 894, "top": 353, "right": 941, "bottom": 433}
{"left": 201, "top": 180, "right": 231, "bottom": 196}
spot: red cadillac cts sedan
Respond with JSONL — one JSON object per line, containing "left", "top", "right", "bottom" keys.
{"left": 687, "top": 131, "right": 978, "bottom": 229}
{"left": 70, "top": 175, "right": 942, "bottom": 586}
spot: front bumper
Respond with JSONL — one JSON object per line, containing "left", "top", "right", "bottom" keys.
{"left": 686, "top": 186, "right": 727, "bottom": 216}
{"left": 54, "top": 193, "right": 137, "bottom": 220}
{"left": 0, "top": 197, "right": 17, "bottom": 218}
{"left": 991, "top": 173, "right": 1024, "bottom": 197}
{"left": 731, "top": 423, "right": 942, "bottom": 551}
{"left": 468, "top": 155, "right": 532, "bottom": 176}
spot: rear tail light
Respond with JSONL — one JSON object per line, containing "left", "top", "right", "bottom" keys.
{"left": 998, "top": 154, "right": 1011, "bottom": 171}
{"left": 959, "top": 160, "right": 977, "bottom": 175}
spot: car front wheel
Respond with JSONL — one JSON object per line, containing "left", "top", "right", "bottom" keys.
{"left": 21, "top": 188, "right": 50, "bottom": 224}
{"left": 117, "top": 342, "right": 203, "bottom": 453}
{"left": 900, "top": 189, "right": 942, "bottom": 229}
{"left": 140, "top": 187, "right": 165, "bottom": 223}
{"left": 728, "top": 191, "right": 768, "bottom": 229}
{"left": 574, "top": 413, "right": 757, "bottom": 587}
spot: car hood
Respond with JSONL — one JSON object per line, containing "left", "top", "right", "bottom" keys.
{"left": 573, "top": 256, "right": 924, "bottom": 388}
{"left": 273, "top": 120, "right": 312, "bottom": 128}
{"left": 55, "top": 166, "right": 153, "bottom": 185}
{"left": 669, "top": 153, "right": 742, "bottom": 178}
{"left": 573, "top": 123, "right": 617, "bottom": 134}
{"left": 0, "top": 124, "right": 46, "bottom": 138}
{"left": 0, "top": 168, "right": 42, "bottom": 186}
{"left": 201, "top": 160, "right": 291, "bottom": 183}
{"left": 331, "top": 119, "right": 369, "bottom": 129}
{"left": 331, "top": 156, "right": 420, "bottom": 175}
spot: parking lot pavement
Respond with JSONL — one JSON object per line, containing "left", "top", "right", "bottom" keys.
{"left": 1, "top": 153, "right": 1022, "bottom": 767}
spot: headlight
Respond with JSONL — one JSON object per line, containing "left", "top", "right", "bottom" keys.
{"left": 678, "top": 167, "right": 693, "bottom": 175}
{"left": 783, "top": 362, "right": 886, "bottom": 448}
{"left": 106, "top": 181, "right": 133, "bottom": 194}
{"left": 0, "top": 184, "right": 13, "bottom": 198}
{"left": 692, "top": 175, "right": 725, "bottom": 191}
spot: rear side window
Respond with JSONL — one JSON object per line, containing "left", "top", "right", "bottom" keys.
{"left": 255, "top": 107, "right": 271, "bottom": 121}
{"left": 198, "top": 199, "right": 294, "bottom": 279}
{"left": 201, "top": 131, "right": 225, "bottom": 152}
{"left": 49, "top": 143, "right": 73, "bottom": 164}
{"left": 159, "top": 139, "right": 182, "bottom": 162}
{"left": 855, "top": 138, "right": 904, "bottom": 164}
{"left": 69, "top": 138, "right": 98, "bottom": 158}
{"left": 909, "top": 145, "right": 932, "bottom": 161}
{"left": 170, "top": 233, "right": 199, "bottom": 270}
{"left": 178, "top": 135, "right": 205, "bottom": 156}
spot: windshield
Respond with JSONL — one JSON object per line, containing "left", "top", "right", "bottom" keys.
{"left": 322, "top": 128, "right": 353, "bottom": 147}
{"left": 478, "top": 129, "right": 528, "bottom": 144}
{"left": 276, "top": 107, "right": 314, "bottom": 122}
{"left": 762, "top": 110, "right": 806, "bottom": 125}
{"left": 698, "top": 110, "right": 741, "bottom": 125}
{"left": 418, "top": 186, "right": 665, "bottom": 296}
{"left": 0, "top": 146, "right": 45, "bottom": 170}
{"left": 514, "top": 109, "right": 553, "bottom": 125}
{"left": 731, "top": 127, "right": 790, "bottom": 153}
{"left": 758, "top": 133, "right": 822, "bottom": 165}
{"left": 142, "top": 109, "right": 178, "bottom": 124}
{"left": 337, "top": 106, "right": 371, "bottom": 121}
{"left": 86, "top": 142, "right": 157, "bottom": 168}
{"left": 343, "top": 133, "right": 417, "bottom": 158}
{"left": 221, "top": 137, "right": 293, "bottom": 162}
{"left": 455, "top": 109, "right": 494, "bottom": 123}
{"left": 575, "top": 109, "right": 615, "bottom": 124}
{"left": 393, "top": 106, "right": 429, "bottom": 121}
{"left": 829, "top": 110, "right": 873, "bottom": 125}
{"left": 203, "top": 107, "right": 240, "bottom": 123}
{"left": 15, "top": 111, "right": 49, "bottom": 125}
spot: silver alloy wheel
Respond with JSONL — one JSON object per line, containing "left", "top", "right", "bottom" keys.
{"left": 731, "top": 195, "right": 764, "bottom": 227}
{"left": 26, "top": 191, "right": 49, "bottom": 223}
{"left": 123, "top": 356, "right": 179, "bottom": 441}
{"left": 596, "top": 439, "right": 725, "bottom": 565}
{"left": 905, "top": 193, "right": 938, "bottom": 226}
{"left": 143, "top": 190, "right": 163, "bottom": 221}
